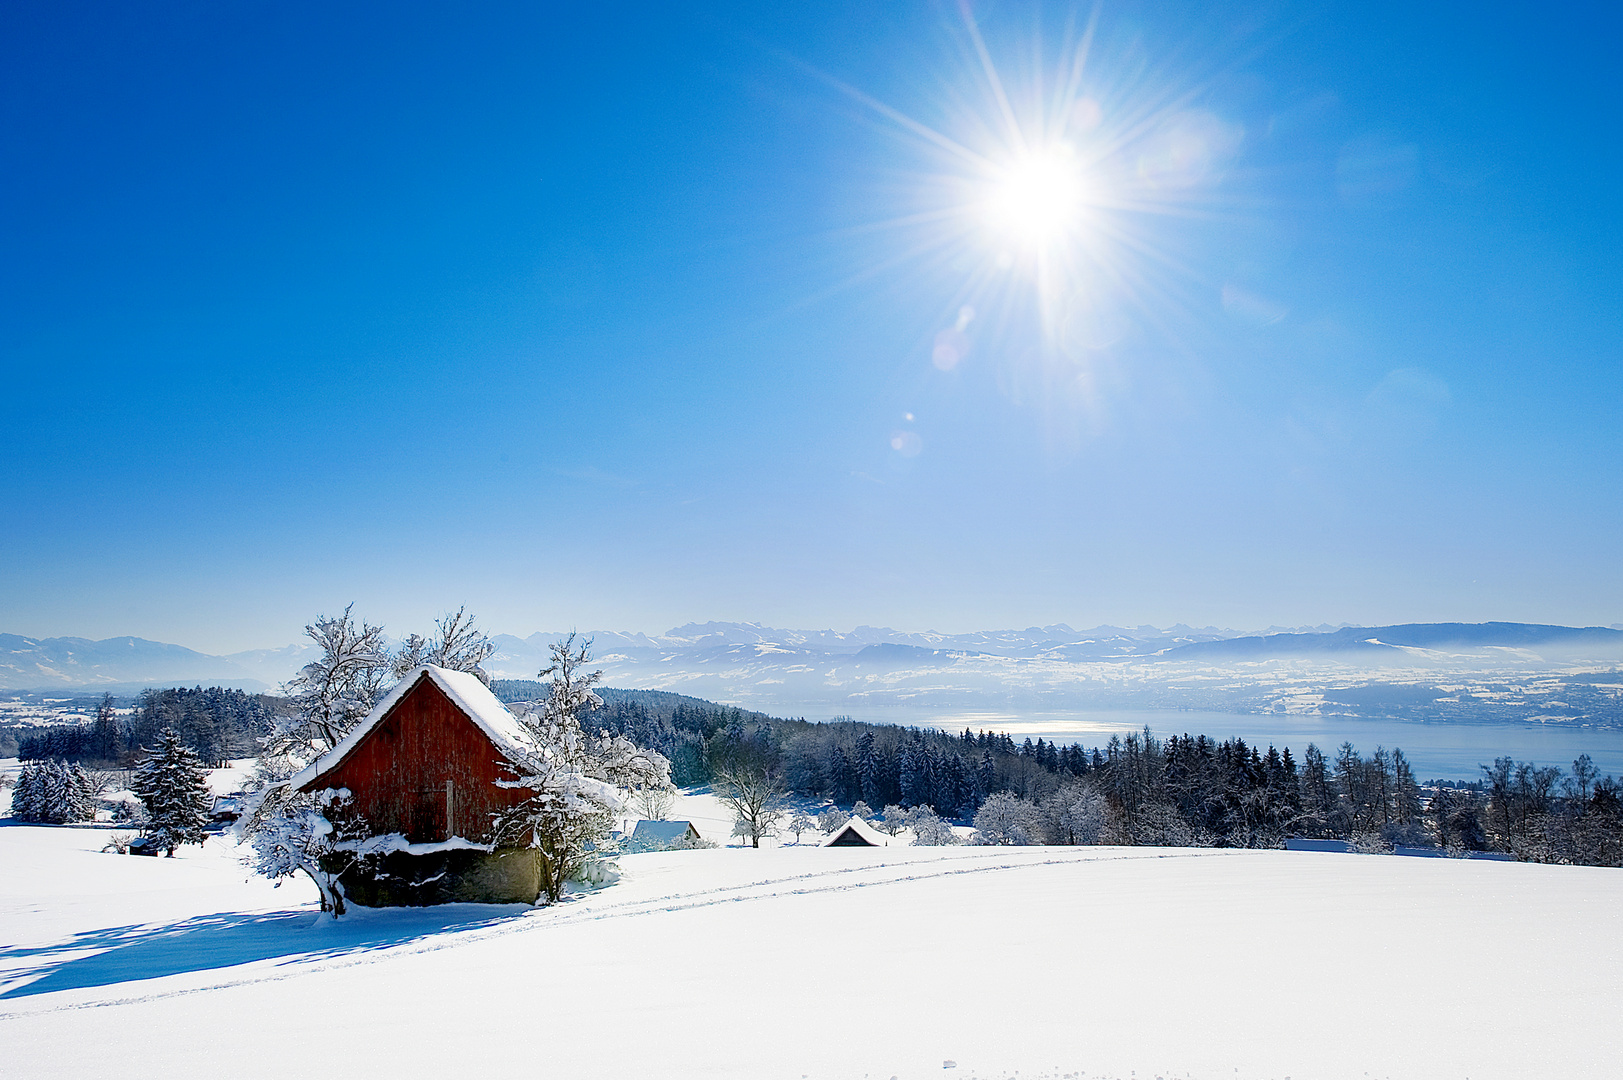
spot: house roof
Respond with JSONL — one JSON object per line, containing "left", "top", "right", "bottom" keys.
{"left": 292, "top": 665, "right": 531, "bottom": 792}
{"left": 630, "top": 820, "right": 699, "bottom": 843}
{"left": 822, "top": 816, "right": 893, "bottom": 847}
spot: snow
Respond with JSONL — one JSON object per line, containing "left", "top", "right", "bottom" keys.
{"left": 204, "top": 758, "right": 257, "bottom": 798}
{"left": 287, "top": 665, "right": 528, "bottom": 791}
{"left": 1, "top": 819, "right": 1619, "bottom": 1080}
{"left": 332, "top": 833, "right": 494, "bottom": 856}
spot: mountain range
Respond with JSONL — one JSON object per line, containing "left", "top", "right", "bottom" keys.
{"left": 4, "top": 621, "right": 1621, "bottom": 697}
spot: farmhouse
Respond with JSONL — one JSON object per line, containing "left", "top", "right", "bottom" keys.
{"left": 626, "top": 819, "right": 702, "bottom": 851}
{"left": 822, "top": 816, "right": 893, "bottom": 847}
{"left": 290, "top": 665, "right": 541, "bottom": 906}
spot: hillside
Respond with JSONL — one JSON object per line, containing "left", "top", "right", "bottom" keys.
{"left": 0, "top": 822, "right": 1615, "bottom": 1079}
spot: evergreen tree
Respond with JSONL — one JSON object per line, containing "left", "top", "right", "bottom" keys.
{"left": 856, "top": 732, "right": 880, "bottom": 808}
{"left": 10, "top": 760, "right": 44, "bottom": 821}
{"left": 10, "top": 760, "right": 98, "bottom": 824}
{"left": 133, "top": 727, "right": 212, "bottom": 856}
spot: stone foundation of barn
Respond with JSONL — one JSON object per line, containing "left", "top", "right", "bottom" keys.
{"left": 326, "top": 847, "right": 543, "bottom": 907}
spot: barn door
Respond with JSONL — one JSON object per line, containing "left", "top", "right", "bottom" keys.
{"left": 409, "top": 784, "right": 448, "bottom": 843}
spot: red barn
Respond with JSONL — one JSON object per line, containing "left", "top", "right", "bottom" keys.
{"left": 291, "top": 665, "right": 543, "bottom": 906}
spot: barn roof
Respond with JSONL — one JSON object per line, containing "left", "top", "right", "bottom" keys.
{"left": 292, "top": 665, "right": 531, "bottom": 792}
{"left": 821, "top": 816, "right": 893, "bottom": 847}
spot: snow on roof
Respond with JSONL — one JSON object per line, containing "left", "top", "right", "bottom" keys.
{"left": 292, "top": 666, "right": 531, "bottom": 792}
{"left": 630, "top": 820, "right": 699, "bottom": 843}
{"left": 821, "top": 816, "right": 893, "bottom": 847}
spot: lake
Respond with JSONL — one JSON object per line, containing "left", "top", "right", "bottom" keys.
{"left": 839, "top": 706, "right": 1623, "bottom": 782}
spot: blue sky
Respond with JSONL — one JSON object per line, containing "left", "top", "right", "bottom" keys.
{"left": 2, "top": 1, "right": 1619, "bottom": 652}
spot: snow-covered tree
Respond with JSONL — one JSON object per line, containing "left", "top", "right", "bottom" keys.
{"left": 494, "top": 634, "right": 673, "bottom": 903}
{"left": 879, "top": 804, "right": 909, "bottom": 836}
{"left": 971, "top": 792, "right": 1049, "bottom": 845}
{"left": 787, "top": 809, "right": 815, "bottom": 844}
{"left": 240, "top": 605, "right": 390, "bottom": 914}
{"left": 391, "top": 606, "right": 496, "bottom": 682}
{"left": 906, "top": 805, "right": 960, "bottom": 846}
{"left": 1051, "top": 785, "right": 1109, "bottom": 845}
{"left": 132, "top": 727, "right": 212, "bottom": 856}
{"left": 270, "top": 605, "right": 390, "bottom": 761}
{"left": 9, "top": 761, "right": 42, "bottom": 821}
{"left": 851, "top": 800, "right": 874, "bottom": 822}
{"left": 63, "top": 761, "right": 101, "bottom": 823}
{"left": 240, "top": 783, "right": 367, "bottom": 913}
{"left": 817, "top": 806, "right": 848, "bottom": 834}
{"left": 10, "top": 760, "right": 98, "bottom": 824}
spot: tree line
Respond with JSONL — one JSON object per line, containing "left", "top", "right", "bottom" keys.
{"left": 956, "top": 729, "right": 1621, "bottom": 866}
{"left": 557, "top": 694, "right": 1623, "bottom": 866}
{"left": 17, "top": 687, "right": 281, "bottom": 768}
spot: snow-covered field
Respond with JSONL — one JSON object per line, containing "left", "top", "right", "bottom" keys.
{"left": 1, "top": 818, "right": 1618, "bottom": 1080}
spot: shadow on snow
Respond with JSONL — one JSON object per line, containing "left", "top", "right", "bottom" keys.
{"left": 0, "top": 903, "right": 532, "bottom": 999}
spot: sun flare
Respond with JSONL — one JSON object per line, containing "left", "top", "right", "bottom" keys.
{"left": 984, "top": 145, "right": 1088, "bottom": 246}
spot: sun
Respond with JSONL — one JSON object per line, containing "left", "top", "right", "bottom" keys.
{"left": 791, "top": 0, "right": 1249, "bottom": 398}
{"left": 984, "top": 144, "right": 1088, "bottom": 247}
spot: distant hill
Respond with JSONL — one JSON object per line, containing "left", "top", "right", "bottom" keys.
{"left": 1163, "top": 622, "right": 1623, "bottom": 661}
{"left": 0, "top": 634, "right": 271, "bottom": 692}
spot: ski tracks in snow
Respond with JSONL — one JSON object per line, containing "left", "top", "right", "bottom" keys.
{"left": 0, "top": 846, "right": 1236, "bottom": 1019}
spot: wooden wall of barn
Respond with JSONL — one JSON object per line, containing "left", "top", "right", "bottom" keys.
{"left": 304, "top": 675, "right": 528, "bottom": 844}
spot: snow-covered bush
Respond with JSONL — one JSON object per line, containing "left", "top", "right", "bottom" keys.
{"left": 132, "top": 726, "right": 213, "bottom": 856}
{"left": 101, "top": 832, "right": 135, "bottom": 854}
{"left": 1349, "top": 831, "right": 1391, "bottom": 855}
{"left": 570, "top": 858, "right": 620, "bottom": 888}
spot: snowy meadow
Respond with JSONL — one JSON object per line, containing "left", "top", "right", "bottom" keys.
{"left": 2, "top": 788, "right": 1620, "bottom": 1080}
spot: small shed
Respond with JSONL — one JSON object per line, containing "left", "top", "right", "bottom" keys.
{"left": 291, "top": 665, "right": 540, "bottom": 906}
{"left": 626, "top": 820, "right": 701, "bottom": 851}
{"left": 822, "top": 816, "right": 893, "bottom": 847}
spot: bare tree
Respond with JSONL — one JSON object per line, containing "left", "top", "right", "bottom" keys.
{"left": 1569, "top": 754, "right": 1599, "bottom": 803}
{"left": 633, "top": 784, "right": 674, "bottom": 821}
{"left": 714, "top": 756, "right": 786, "bottom": 849}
